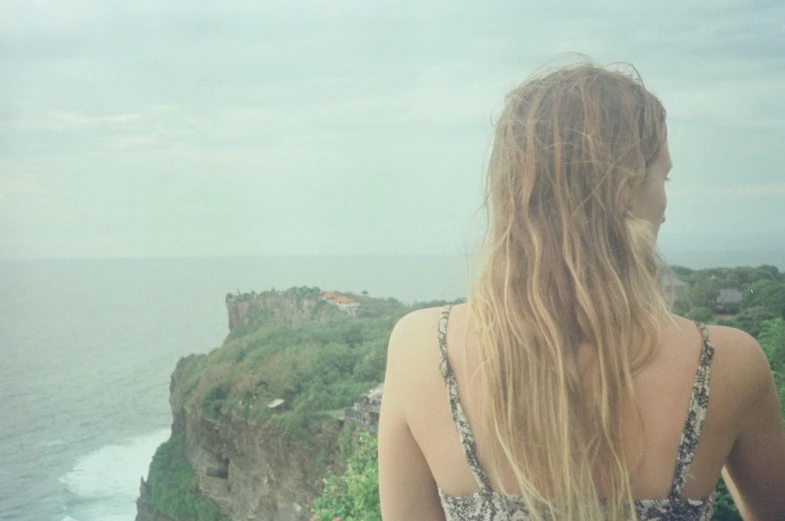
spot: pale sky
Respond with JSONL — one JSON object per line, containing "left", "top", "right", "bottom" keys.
{"left": 1, "top": 0, "right": 784, "bottom": 258}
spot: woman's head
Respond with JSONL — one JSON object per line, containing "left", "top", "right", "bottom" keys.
{"left": 486, "top": 62, "right": 669, "bottom": 250}
{"left": 470, "top": 62, "right": 673, "bottom": 521}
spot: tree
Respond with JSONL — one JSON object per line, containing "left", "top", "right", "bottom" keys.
{"left": 759, "top": 318, "right": 785, "bottom": 373}
{"left": 732, "top": 307, "right": 777, "bottom": 337}
{"left": 742, "top": 280, "right": 785, "bottom": 319}
{"left": 689, "top": 279, "right": 720, "bottom": 309}
{"left": 756, "top": 265, "right": 781, "bottom": 280}
{"left": 687, "top": 307, "right": 714, "bottom": 324}
{"left": 670, "top": 265, "right": 693, "bottom": 279}
{"left": 671, "top": 297, "right": 691, "bottom": 317}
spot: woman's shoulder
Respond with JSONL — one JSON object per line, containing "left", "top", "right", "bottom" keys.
{"left": 686, "top": 319, "right": 774, "bottom": 426}
{"left": 666, "top": 314, "right": 766, "bottom": 374}
{"left": 385, "top": 305, "right": 450, "bottom": 379}
{"left": 387, "top": 306, "right": 446, "bottom": 361}
{"left": 392, "top": 305, "right": 447, "bottom": 333}
{"left": 390, "top": 303, "right": 472, "bottom": 346}
{"left": 701, "top": 321, "right": 770, "bottom": 382}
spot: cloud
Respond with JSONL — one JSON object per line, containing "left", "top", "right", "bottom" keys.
{"left": 1, "top": 0, "right": 784, "bottom": 257}
{"left": 18, "top": 110, "right": 142, "bottom": 131}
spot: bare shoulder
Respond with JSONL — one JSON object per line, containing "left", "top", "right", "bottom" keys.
{"left": 383, "top": 306, "right": 447, "bottom": 403}
{"left": 702, "top": 326, "right": 785, "bottom": 517}
{"left": 378, "top": 305, "right": 453, "bottom": 520}
{"left": 390, "top": 306, "right": 444, "bottom": 343}
{"left": 387, "top": 306, "right": 444, "bottom": 365}
{"left": 703, "top": 323, "right": 772, "bottom": 390}
{"left": 696, "top": 322, "right": 776, "bottom": 436}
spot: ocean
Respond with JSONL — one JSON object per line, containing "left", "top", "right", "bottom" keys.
{"left": 1, "top": 252, "right": 783, "bottom": 521}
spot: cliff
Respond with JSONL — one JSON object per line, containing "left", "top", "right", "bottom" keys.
{"left": 225, "top": 288, "right": 354, "bottom": 332}
{"left": 137, "top": 287, "right": 405, "bottom": 521}
{"left": 136, "top": 356, "right": 344, "bottom": 521}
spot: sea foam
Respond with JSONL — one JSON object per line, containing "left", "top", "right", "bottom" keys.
{"left": 58, "top": 428, "right": 170, "bottom": 521}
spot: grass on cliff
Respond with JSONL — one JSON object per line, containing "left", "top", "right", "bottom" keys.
{"left": 172, "top": 292, "right": 461, "bottom": 444}
{"left": 173, "top": 315, "right": 393, "bottom": 439}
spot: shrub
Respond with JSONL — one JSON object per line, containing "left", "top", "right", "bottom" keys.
{"left": 732, "top": 307, "right": 777, "bottom": 337}
{"left": 712, "top": 478, "right": 741, "bottom": 521}
{"left": 311, "top": 431, "right": 380, "bottom": 521}
{"left": 146, "top": 434, "right": 228, "bottom": 521}
{"left": 687, "top": 306, "right": 715, "bottom": 324}
{"left": 202, "top": 380, "right": 232, "bottom": 418}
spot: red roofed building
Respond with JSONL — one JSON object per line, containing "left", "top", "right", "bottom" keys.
{"left": 324, "top": 294, "right": 361, "bottom": 316}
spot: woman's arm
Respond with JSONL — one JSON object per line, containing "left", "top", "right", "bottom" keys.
{"left": 721, "top": 331, "right": 785, "bottom": 521}
{"left": 378, "top": 313, "right": 447, "bottom": 521}
{"left": 722, "top": 468, "right": 757, "bottom": 521}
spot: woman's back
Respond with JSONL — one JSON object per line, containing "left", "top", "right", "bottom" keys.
{"left": 379, "top": 303, "right": 785, "bottom": 519}
{"left": 428, "top": 304, "right": 723, "bottom": 501}
{"left": 377, "top": 62, "right": 785, "bottom": 520}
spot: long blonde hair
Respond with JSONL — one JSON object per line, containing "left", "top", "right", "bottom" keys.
{"left": 468, "top": 62, "right": 671, "bottom": 521}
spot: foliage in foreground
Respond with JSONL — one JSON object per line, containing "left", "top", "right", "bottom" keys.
{"left": 146, "top": 434, "right": 228, "bottom": 521}
{"left": 311, "top": 431, "right": 381, "bottom": 521}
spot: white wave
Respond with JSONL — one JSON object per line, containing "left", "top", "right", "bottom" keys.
{"left": 58, "top": 428, "right": 170, "bottom": 521}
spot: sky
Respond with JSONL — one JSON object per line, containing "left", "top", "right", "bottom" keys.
{"left": 1, "top": 0, "right": 784, "bottom": 259}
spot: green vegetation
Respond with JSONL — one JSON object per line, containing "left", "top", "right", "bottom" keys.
{"left": 173, "top": 289, "right": 420, "bottom": 446}
{"left": 686, "top": 306, "right": 715, "bottom": 323}
{"left": 311, "top": 431, "right": 381, "bottom": 521}
{"left": 669, "top": 265, "right": 785, "bottom": 324}
{"left": 226, "top": 285, "right": 323, "bottom": 303}
{"left": 743, "top": 279, "right": 785, "bottom": 319}
{"left": 145, "top": 434, "right": 228, "bottom": 521}
{"left": 174, "top": 316, "right": 396, "bottom": 441}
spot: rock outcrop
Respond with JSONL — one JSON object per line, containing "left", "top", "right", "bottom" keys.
{"left": 137, "top": 288, "right": 354, "bottom": 521}
{"left": 187, "top": 412, "right": 340, "bottom": 520}
{"left": 226, "top": 295, "right": 342, "bottom": 332}
{"left": 136, "top": 357, "right": 344, "bottom": 521}
{"left": 136, "top": 286, "right": 396, "bottom": 521}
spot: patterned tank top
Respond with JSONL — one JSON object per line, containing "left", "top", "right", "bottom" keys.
{"left": 436, "top": 306, "right": 717, "bottom": 521}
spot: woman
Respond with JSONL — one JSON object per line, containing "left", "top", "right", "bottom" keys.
{"left": 377, "top": 62, "right": 785, "bottom": 521}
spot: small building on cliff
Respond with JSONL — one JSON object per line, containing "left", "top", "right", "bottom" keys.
{"left": 344, "top": 383, "right": 384, "bottom": 432}
{"left": 225, "top": 286, "right": 344, "bottom": 332}
{"left": 320, "top": 291, "right": 361, "bottom": 317}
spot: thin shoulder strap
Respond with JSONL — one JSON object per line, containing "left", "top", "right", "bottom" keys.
{"left": 670, "top": 322, "right": 715, "bottom": 497}
{"left": 437, "top": 305, "right": 493, "bottom": 492}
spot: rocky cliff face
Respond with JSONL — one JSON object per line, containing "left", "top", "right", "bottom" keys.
{"left": 137, "top": 341, "right": 345, "bottom": 521}
{"left": 226, "top": 296, "right": 341, "bottom": 332}
{"left": 187, "top": 411, "right": 340, "bottom": 520}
